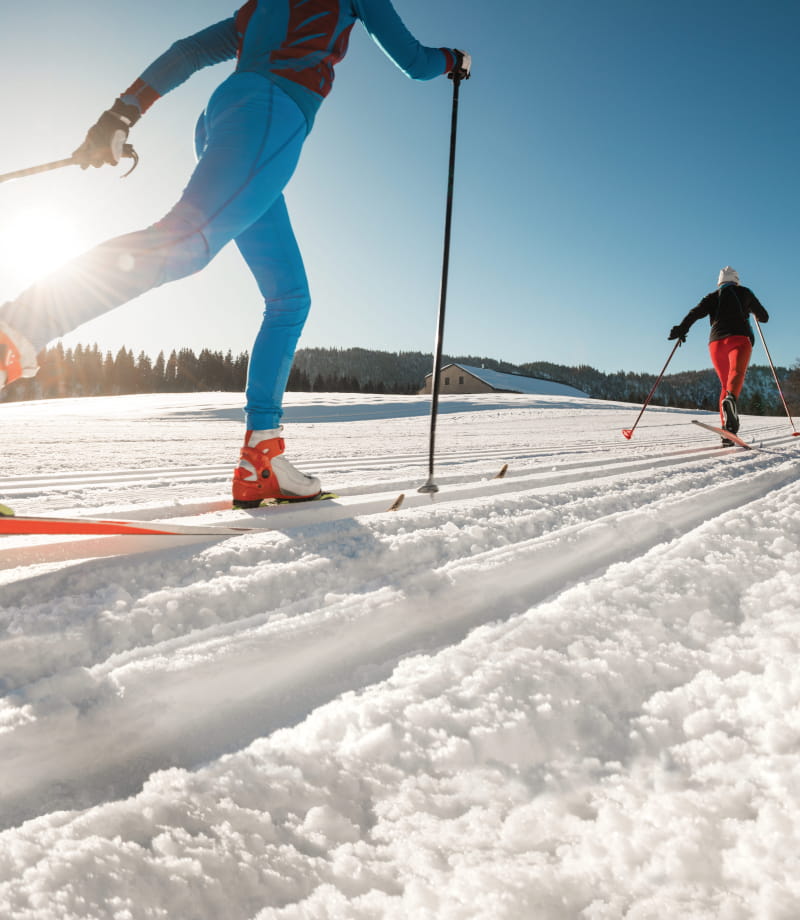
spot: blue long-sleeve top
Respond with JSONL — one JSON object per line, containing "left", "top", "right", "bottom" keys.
{"left": 120, "top": 0, "right": 454, "bottom": 132}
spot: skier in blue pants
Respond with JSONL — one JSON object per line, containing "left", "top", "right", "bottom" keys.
{"left": 0, "top": 1, "right": 470, "bottom": 506}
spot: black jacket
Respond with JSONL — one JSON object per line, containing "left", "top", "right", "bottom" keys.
{"left": 676, "top": 284, "right": 769, "bottom": 344}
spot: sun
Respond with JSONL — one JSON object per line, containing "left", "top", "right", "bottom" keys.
{"left": 0, "top": 206, "right": 87, "bottom": 290}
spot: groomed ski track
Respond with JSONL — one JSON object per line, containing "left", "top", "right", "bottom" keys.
{"left": 1, "top": 393, "right": 799, "bottom": 831}
{"left": 0, "top": 429, "right": 789, "bottom": 571}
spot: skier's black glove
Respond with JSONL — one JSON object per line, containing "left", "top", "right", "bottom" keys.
{"left": 73, "top": 99, "right": 140, "bottom": 169}
{"left": 448, "top": 49, "right": 471, "bottom": 80}
{"left": 668, "top": 326, "right": 687, "bottom": 343}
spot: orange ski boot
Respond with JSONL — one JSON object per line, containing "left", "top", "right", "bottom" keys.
{"left": 0, "top": 320, "right": 38, "bottom": 390}
{"left": 232, "top": 428, "right": 321, "bottom": 508}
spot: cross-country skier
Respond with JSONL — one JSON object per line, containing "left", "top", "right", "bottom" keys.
{"left": 0, "top": 1, "right": 470, "bottom": 506}
{"left": 669, "top": 266, "right": 769, "bottom": 444}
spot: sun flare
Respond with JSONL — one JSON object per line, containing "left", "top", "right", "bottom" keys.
{"left": 0, "top": 207, "right": 87, "bottom": 289}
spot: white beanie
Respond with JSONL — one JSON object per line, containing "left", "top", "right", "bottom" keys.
{"left": 718, "top": 266, "right": 739, "bottom": 286}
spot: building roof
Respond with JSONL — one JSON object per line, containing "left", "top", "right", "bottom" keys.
{"left": 447, "top": 364, "right": 588, "bottom": 397}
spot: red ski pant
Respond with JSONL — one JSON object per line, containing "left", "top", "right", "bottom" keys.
{"left": 708, "top": 335, "right": 752, "bottom": 424}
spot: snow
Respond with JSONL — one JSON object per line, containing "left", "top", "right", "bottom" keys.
{"left": 1, "top": 390, "right": 800, "bottom": 919}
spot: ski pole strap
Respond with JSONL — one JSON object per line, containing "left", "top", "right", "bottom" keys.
{"left": 120, "top": 144, "right": 139, "bottom": 177}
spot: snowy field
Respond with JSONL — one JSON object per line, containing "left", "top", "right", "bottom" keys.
{"left": 1, "top": 390, "right": 800, "bottom": 919}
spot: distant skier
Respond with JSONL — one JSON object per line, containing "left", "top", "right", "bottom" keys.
{"left": 669, "top": 267, "right": 769, "bottom": 443}
{"left": 0, "top": 1, "right": 470, "bottom": 506}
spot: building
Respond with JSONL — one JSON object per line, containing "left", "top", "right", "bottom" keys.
{"left": 419, "top": 363, "right": 588, "bottom": 397}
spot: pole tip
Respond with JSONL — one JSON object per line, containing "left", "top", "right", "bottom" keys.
{"left": 417, "top": 478, "right": 439, "bottom": 494}
{"left": 622, "top": 430, "right": 633, "bottom": 440}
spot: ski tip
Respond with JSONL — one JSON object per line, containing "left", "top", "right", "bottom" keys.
{"left": 388, "top": 494, "right": 405, "bottom": 512}
{"left": 0, "top": 503, "right": 15, "bottom": 518}
{"left": 792, "top": 432, "right": 800, "bottom": 437}
{"left": 621, "top": 429, "right": 633, "bottom": 440}
{"left": 494, "top": 463, "right": 508, "bottom": 480}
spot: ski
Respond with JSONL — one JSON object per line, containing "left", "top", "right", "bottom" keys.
{"left": 0, "top": 513, "right": 253, "bottom": 538}
{"left": 0, "top": 492, "right": 341, "bottom": 537}
{"left": 691, "top": 419, "right": 753, "bottom": 449}
{"left": 0, "top": 467, "right": 505, "bottom": 568}
{"left": 0, "top": 492, "right": 411, "bottom": 538}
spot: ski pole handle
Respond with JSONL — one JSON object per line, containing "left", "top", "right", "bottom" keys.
{"left": 0, "top": 143, "right": 139, "bottom": 184}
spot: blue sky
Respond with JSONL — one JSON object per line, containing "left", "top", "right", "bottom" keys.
{"left": 1, "top": 0, "right": 798, "bottom": 376}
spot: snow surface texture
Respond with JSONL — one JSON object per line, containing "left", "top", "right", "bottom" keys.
{"left": 1, "top": 391, "right": 800, "bottom": 920}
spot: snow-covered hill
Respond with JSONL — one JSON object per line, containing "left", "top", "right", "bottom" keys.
{"left": 1, "top": 391, "right": 799, "bottom": 919}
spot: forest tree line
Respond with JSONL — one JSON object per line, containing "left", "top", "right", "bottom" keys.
{"left": 2, "top": 342, "right": 799, "bottom": 415}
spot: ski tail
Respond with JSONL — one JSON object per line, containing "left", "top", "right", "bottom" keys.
{"left": 691, "top": 419, "right": 752, "bottom": 449}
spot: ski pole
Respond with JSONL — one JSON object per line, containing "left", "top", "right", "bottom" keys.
{"left": 419, "top": 73, "right": 463, "bottom": 494}
{"left": 622, "top": 338, "right": 682, "bottom": 439}
{"left": 0, "top": 144, "right": 139, "bottom": 184}
{"left": 753, "top": 317, "right": 800, "bottom": 436}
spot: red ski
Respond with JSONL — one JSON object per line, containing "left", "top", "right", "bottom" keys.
{"left": 0, "top": 493, "right": 345, "bottom": 538}
{"left": 0, "top": 513, "right": 251, "bottom": 537}
{"left": 691, "top": 419, "right": 753, "bottom": 449}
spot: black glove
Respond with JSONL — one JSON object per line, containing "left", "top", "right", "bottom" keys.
{"left": 73, "top": 99, "right": 140, "bottom": 169}
{"left": 448, "top": 49, "right": 471, "bottom": 80}
{"left": 668, "top": 326, "right": 687, "bottom": 343}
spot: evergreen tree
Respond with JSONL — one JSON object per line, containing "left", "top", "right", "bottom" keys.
{"left": 153, "top": 352, "right": 167, "bottom": 392}
{"left": 783, "top": 361, "right": 800, "bottom": 413}
{"left": 165, "top": 350, "right": 179, "bottom": 391}
{"left": 102, "top": 351, "right": 115, "bottom": 394}
{"left": 176, "top": 348, "right": 199, "bottom": 391}
{"left": 136, "top": 352, "right": 154, "bottom": 393}
{"left": 112, "top": 348, "right": 137, "bottom": 394}
{"left": 83, "top": 344, "right": 105, "bottom": 395}
{"left": 70, "top": 344, "right": 84, "bottom": 396}
{"left": 287, "top": 364, "right": 310, "bottom": 391}
{"left": 233, "top": 351, "right": 249, "bottom": 390}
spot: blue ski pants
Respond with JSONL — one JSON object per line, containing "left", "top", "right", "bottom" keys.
{"left": 1, "top": 73, "right": 310, "bottom": 429}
